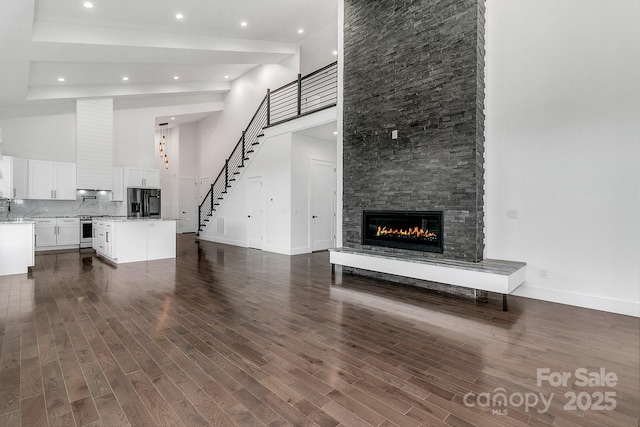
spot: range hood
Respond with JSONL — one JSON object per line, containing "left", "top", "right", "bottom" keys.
{"left": 76, "top": 99, "right": 114, "bottom": 191}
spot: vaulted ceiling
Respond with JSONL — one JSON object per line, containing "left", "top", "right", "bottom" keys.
{"left": 0, "top": 0, "right": 337, "bottom": 112}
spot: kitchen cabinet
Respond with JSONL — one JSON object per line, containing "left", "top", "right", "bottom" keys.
{"left": 124, "top": 167, "right": 160, "bottom": 188}
{"left": 111, "top": 167, "right": 124, "bottom": 201}
{"left": 0, "top": 156, "right": 28, "bottom": 199}
{"left": 93, "top": 218, "right": 175, "bottom": 263}
{"left": 34, "top": 219, "right": 57, "bottom": 247}
{"left": 0, "top": 156, "right": 11, "bottom": 198}
{"left": 35, "top": 218, "right": 80, "bottom": 250}
{"left": 0, "top": 221, "right": 35, "bottom": 276}
{"left": 29, "top": 160, "right": 77, "bottom": 200}
{"left": 93, "top": 219, "right": 114, "bottom": 258}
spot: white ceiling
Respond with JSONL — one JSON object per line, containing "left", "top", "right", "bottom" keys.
{"left": 0, "top": 0, "right": 337, "bottom": 126}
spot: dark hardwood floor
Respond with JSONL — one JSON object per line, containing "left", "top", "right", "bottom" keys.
{"left": 0, "top": 234, "right": 638, "bottom": 427}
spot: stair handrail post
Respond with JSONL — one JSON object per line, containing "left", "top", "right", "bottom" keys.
{"left": 266, "top": 88, "right": 271, "bottom": 126}
{"left": 241, "top": 131, "right": 246, "bottom": 167}
{"left": 297, "top": 73, "right": 302, "bottom": 116}
{"left": 210, "top": 183, "right": 214, "bottom": 212}
{"left": 225, "top": 159, "right": 229, "bottom": 189}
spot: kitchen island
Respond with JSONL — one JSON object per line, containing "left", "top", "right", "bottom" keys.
{"left": 93, "top": 218, "right": 176, "bottom": 264}
{"left": 0, "top": 219, "right": 35, "bottom": 276}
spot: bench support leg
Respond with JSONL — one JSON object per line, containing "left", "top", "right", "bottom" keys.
{"left": 502, "top": 294, "right": 508, "bottom": 311}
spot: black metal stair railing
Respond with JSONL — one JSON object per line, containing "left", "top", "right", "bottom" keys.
{"left": 198, "top": 61, "right": 337, "bottom": 234}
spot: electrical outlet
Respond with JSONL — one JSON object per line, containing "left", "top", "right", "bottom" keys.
{"left": 507, "top": 209, "right": 518, "bottom": 220}
{"left": 539, "top": 268, "right": 548, "bottom": 279}
{"left": 391, "top": 130, "right": 398, "bottom": 139}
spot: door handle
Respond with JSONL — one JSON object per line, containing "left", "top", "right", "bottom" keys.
{"left": 312, "top": 215, "right": 318, "bottom": 218}
{"left": 247, "top": 215, "right": 251, "bottom": 218}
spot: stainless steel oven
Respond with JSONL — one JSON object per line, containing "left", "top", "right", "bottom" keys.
{"left": 80, "top": 216, "right": 93, "bottom": 248}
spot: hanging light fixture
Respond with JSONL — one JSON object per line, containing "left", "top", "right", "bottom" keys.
{"left": 158, "top": 123, "right": 169, "bottom": 169}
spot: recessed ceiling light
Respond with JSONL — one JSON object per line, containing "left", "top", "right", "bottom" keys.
{"left": 241, "top": 21, "right": 247, "bottom": 27}
{"left": 83, "top": 2, "right": 94, "bottom": 8}
{"left": 122, "top": 76, "right": 129, "bottom": 81}
{"left": 333, "top": 131, "right": 337, "bottom": 135}
{"left": 224, "top": 75, "right": 229, "bottom": 79}
{"left": 332, "top": 50, "right": 338, "bottom": 55}
{"left": 171, "top": 117, "right": 175, "bottom": 120}
{"left": 298, "top": 28, "right": 304, "bottom": 34}
{"left": 173, "top": 76, "right": 179, "bottom": 80}
{"left": 57, "top": 77, "right": 65, "bottom": 82}
{"left": 175, "top": 13, "right": 184, "bottom": 19}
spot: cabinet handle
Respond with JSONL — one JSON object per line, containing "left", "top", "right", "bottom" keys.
{"left": 13, "top": 188, "right": 16, "bottom": 198}
{"left": 106, "top": 232, "right": 109, "bottom": 243}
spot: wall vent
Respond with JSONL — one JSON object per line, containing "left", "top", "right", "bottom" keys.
{"left": 216, "top": 217, "right": 225, "bottom": 234}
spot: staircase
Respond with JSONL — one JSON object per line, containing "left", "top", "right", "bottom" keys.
{"left": 198, "top": 61, "right": 338, "bottom": 235}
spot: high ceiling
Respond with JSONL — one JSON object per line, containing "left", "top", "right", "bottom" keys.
{"left": 0, "top": 0, "right": 337, "bottom": 113}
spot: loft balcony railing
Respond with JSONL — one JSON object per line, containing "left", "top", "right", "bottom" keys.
{"left": 198, "top": 61, "right": 337, "bottom": 234}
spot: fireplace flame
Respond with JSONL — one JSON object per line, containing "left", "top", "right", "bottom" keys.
{"left": 376, "top": 226, "right": 436, "bottom": 238}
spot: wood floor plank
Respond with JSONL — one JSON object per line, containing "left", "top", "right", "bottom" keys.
{"left": 1, "top": 235, "right": 637, "bottom": 427}
{"left": 20, "top": 393, "right": 47, "bottom": 427}
{"left": 70, "top": 396, "right": 100, "bottom": 427}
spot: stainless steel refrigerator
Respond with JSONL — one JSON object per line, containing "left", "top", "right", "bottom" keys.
{"left": 127, "top": 188, "right": 161, "bottom": 218}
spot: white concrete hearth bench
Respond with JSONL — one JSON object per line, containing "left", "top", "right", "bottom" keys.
{"left": 329, "top": 247, "right": 526, "bottom": 311}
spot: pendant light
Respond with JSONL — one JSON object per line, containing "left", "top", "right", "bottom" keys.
{"left": 158, "top": 122, "right": 169, "bottom": 169}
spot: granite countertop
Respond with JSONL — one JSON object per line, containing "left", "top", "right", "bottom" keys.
{"left": 95, "top": 217, "right": 175, "bottom": 222}
{"left": 0, "top": 219, "right": 35, "bottom": 224}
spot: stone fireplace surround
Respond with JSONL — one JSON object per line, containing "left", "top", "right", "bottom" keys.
{"left": 342, "top": 0, "right": 486, "bottom": 296}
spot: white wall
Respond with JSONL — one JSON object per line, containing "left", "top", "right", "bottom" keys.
{"left": 200, "top": 132, "right": 293, "bottom": 252}
{"left": 485, "top": 0, "right": 640, "bottom": 316}
{"left": 179, "top": 123, "right": 199, "bottom": 178}
{"left": 198, "top": 58, "right": 299, "bottom": 181}
{"left": 200, "top": 108, "right": 338, "bottom": 255}
{"left": 291, "top": 133, "right": 337, "bottom": 252}
{"left": 300, "top": 21, "right": 339, "bottom": 76}
{"left": 0, "top": 111, "right": 76, "bottom": 162}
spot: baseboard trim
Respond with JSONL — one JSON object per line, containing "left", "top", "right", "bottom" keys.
{"left": 512, "top": 285, "right": 639, "bottom": 317}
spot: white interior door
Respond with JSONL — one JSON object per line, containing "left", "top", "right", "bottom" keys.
{"left": 180, "top": 177, "right": 198, "bottom": 233}
{"left": 311, "top": 160, "right": 336, "bottom": 251}
{"left": 248, "top": 177, "right": 264, "bottom": 250}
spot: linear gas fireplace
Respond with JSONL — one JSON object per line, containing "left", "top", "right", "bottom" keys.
{"left": 362, "top": 210, "right": 444, "bottom": 253}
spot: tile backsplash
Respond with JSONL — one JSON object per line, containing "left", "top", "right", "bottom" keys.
{"left": 3, "top": 190, "right": 125, "bottom": 219}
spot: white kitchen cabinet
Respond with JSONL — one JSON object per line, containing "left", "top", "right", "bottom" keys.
{"left": 56, "top": 218, "right": 80, "bottom": 246}
{"left": 0, "top": 156, "right": 29, "bottom": 199}
{"left": 124, "top": 167, "right": 160, "bottom": 188}
{"left": 29, "top": 160, "right": 77, "bottom": 200}
{"left": 35, "top": 218, "right": 80, "bottom": 250}
{"left": 111, "top": 167, "right": 124, "bottom": 201}
{"left": 34, "top": 219, "right": 57, "bottom": 247}
{"left": 0, "top": 156, "right": 11, "bottom": 198}
{"left": 94, "top": 219, "right": 175, "bottom": 264}
{"left": 0, "top": 221, "right": 35, "bottom": 276}
{"left": 12, "top": 157, "right": 29, "bottom": 199}
{"left": 94, "top": 219, "right": 115, "bottom": 258}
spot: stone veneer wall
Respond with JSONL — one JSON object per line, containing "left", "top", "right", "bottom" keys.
{"left": 343, "top": 0, "right": 486, "bottom": 262}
